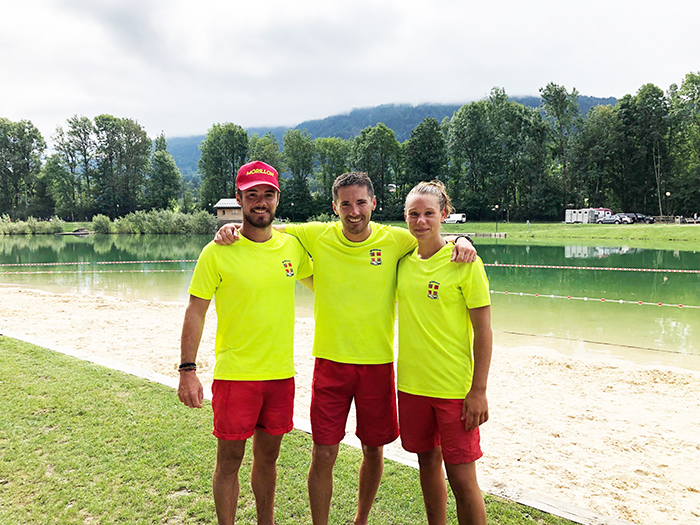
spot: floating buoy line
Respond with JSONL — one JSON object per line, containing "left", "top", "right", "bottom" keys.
{"left": 484, "top": 263, "right": 700, "bottom": 274}
{"left": 2, "top": 259, "right": 698, "bottom": 309}
{"left": 490, "top": 290, "right": 698, "bottom": 309}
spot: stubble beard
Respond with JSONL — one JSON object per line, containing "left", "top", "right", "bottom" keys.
{"left": 243, "top": 209, "right": 275, "bottom": 229}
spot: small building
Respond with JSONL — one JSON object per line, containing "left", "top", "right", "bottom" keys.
{"left": 214, "top": 198, "right": 242, "bottom": 226}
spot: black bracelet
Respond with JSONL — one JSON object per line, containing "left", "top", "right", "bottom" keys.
{"left": 178, "top": 362, "right": 197, "bottom": 371}
{"left": 454, "top": 234, "right": 474, "bottom": 245}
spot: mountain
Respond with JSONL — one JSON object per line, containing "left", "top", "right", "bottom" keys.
{"left": 167, "top": 96, "right": 618, "bottom": 176}
{"left": 166, "top": 135, "right": 205, "bottom": 177}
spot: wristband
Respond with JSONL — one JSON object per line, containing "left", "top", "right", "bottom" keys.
{"left": 454, "top": 234, "right": 474, "bottom": 245}
{"left": 178, "top": 362, "right": 197, "bottom": 371}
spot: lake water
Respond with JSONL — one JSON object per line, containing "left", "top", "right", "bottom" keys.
{"left": 2, "top": 234, "right": 698, "bottom": 360}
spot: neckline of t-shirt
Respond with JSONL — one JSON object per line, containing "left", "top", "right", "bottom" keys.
{"left": 336, "top": 221, "right": 378, "bottom": 246}
{"left": 412, "top": 242, "right": 451, "bottom": 261}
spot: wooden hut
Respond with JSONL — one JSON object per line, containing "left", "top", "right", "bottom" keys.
{"left": 214, "top": 198, "right": 242, "bottom": 226}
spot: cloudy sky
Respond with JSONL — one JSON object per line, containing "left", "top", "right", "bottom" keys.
{"left": 2, "top": 0, "right": 699, "bottom": 142}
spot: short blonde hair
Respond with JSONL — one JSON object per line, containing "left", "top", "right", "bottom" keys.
{"left": 405, "top": 180, "right": 454, "bottom": 215}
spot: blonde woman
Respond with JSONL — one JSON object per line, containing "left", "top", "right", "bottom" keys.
{"left": 397, "top": 181, "right": 492, "bottom": 525}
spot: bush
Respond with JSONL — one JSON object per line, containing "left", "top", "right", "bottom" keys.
{"left": 26, "top": 217, "right": 41, "bottom": 234}
{"left": 7, "top": 221, "right": 29, "bottom": 235}
{"left": 0, "top": 216, "right": 64, "bottom": 235}
{"left": 113, "top": 217, "right": 132, "bottom": 234}
{"left": 105, "top": 210, "right": 216, "bottom": 235}
{"left": 308, "top": 212, "right": 334, "bottom": 223}
{"left": 0, "top": 214, "right": 11, "bottom": 235}
{"left": 171, "top": 213, "right": 190, "bottom": 234}
{"left": 187, "top": 210, "right": 218, "bottom": 234}
{"left": 47, "top": 217, "right": 65, "bottom": 234}
{"left": 144, "top": 209, "right": 177, "bottom": 234}
{"left": 92, "top": 215, "right": 112, "bottom": 234}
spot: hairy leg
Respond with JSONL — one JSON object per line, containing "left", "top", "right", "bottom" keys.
{"left": 213, "top": 438, "right": 246, "bottom": 525}
{"left": 444, "top": 462, "right": 486, "bottom": 525}
{"left": 354, "top": 444, "right": 384, "bottom": 525}
{"left": 307, "top": 442, "right": 339, "bottom": 525}
{"left": 417, "top": 447, "right": 448, "bottom": 525}
{"left": 251, "top": 430, "right": 284, "bottom": 525}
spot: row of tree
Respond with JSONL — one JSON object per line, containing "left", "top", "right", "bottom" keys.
{"left": 1, "top": 115, "right": 187, "bottom": 221}
{"left": 2, "top": 73, "right": 699, "bottom": 222}
{"left": 197, "top": 73, "right": 699, "bottom": 221}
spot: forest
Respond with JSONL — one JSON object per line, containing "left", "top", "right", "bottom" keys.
{"left": 1, "top": 73, "right": 698, "bottom": 223}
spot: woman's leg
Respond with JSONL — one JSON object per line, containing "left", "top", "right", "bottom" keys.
{"left": 417, "top": 446, "right": 448, "bottom": 525}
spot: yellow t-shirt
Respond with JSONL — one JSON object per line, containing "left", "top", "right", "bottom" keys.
{"left": 397, "top": 246, "right": 490, "bottom": 398}
{"left": 286, "top": 221, "right": 416, "bottom": 364}
{"left": 188, "top": 230, "right": 313, "bottom": 381}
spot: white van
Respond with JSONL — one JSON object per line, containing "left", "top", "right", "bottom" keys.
{"left": 445, "top": 213, "right": 467, "bottom": 223}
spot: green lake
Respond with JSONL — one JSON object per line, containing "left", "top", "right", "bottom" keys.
{"left": 2, "top": 234, "right": 698, "bottom": 359}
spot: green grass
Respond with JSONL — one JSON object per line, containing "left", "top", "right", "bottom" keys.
{"left": 0, "top": 337, "right": 576, "bottom": 524}
{"left": 56, "top": 218, "right": 700, "bottom": 250}
{"left": 62, "top": 221, "right": 92, "bottom": 232}
{"left": 387, "top": 221, "right": 700, "bottom": 251}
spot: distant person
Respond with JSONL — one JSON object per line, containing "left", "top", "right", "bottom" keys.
{"left": 215, "top": 172, "right": 477, "bottom": 525}
{"left": 178, "top": 161, "right": 313, "bottom": 525}
{"left": 397, "top": 181, "right": 492, "bottom": 525}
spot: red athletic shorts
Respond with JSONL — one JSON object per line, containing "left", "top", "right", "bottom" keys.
{"left": 398, "top": 390, "right": 482, "bottom": 464}
{"left": 212, "top": 378, "right": 294, "bottom": 441}
{"left": 310, "top": 358, "right": 399, "bottom": 447}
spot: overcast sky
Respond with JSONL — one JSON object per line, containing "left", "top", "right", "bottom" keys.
{"left": 2, "top": 0, "right": 699, "bottom": 142}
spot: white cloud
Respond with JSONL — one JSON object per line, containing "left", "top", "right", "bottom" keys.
{"left": 1, "top": 0, "right": 699, "bottom": 142}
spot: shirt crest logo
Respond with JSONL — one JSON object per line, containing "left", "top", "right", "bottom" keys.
{"left": 282, "top": 259, "right": 294, "bottom": 277}
{"left": 369, "top": 249, "right": 382, "bottom": 266}
{"left": 427, "top": 280, "right": 440, "bottom": 300}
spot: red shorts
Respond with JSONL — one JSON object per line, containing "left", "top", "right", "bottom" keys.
{"left": 212, "top": 378, "right": 294, "bottom": 441}
{"left": 398, "top": 390, "right": 482, "bottom": 464}
{"left": 310, "top": 358, "right": 399, "bottom": 447}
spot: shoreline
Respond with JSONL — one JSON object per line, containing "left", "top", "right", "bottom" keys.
{"left": 2, "top": 286, "right": 699, "bottom": 525}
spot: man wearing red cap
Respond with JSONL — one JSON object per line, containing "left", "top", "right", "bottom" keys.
{"left": 178, "top": 161, "right": 313, "bottom": 525}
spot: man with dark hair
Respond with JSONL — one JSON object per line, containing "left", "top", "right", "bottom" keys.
{"left": 179, "top": 161, "right": 313, "bottom": 525}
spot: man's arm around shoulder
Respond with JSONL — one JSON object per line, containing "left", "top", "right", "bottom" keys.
{"left": 214, "top": 223, "right": 287, "bottom": 245}
{"left": 445, "top": 234, "right": 477, "bottom": 263}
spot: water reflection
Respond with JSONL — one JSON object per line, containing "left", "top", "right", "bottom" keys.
{"left": 1, "top": 235, "right": 698, "bottom": 355}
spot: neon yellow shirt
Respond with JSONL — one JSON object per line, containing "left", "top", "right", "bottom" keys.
{"left": 188, "top": 230, "right": 313, "bottom": 381}
{"left": 286, "top": 221, "right": 416, "bottom": 364}
{"left": 397, "top": 246, "right": 490, "bottom": 398}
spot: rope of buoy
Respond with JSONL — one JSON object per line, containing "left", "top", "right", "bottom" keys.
{"left": 490, "top": 290, "right": 698, "bottom": 309}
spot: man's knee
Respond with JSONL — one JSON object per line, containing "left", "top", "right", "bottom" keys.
{"left": 417, "top": 447, "right": 443, "bottom": 470}
{"left": 445, "top": 462, "right": 480, "bottom": 496}
{"left": 253, "top": 431, "right": 284, "bottom": 466}
{"left": 311, "top": 443, "right": 339, "bottom": 470}
{"left": 361, "top": 444, "right": 383, "bottom": 463}
{"left": 216, "top": 439, "right": 246, "bottom": 475}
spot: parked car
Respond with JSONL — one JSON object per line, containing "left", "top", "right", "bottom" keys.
{"left": 624, "top": 213, "right": 656, "bottom": 224}
{"left": 597, "top": 213, "right": 633, "bottom": 224}
{"left": 445, "top": 213, "right": 467, "bottom": 223}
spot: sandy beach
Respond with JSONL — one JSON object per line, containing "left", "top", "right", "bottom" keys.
{"left": 2, "top": 286, "right": 699, "bottom": 525}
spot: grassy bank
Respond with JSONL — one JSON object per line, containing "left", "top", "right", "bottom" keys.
{"left": 0, "top": 337, "right": 575, "bottom": 524}
{"left": 420, "top": 221, "right": 700, "bottom": 250}
{"left": 0, "top": 215, "right": 65, "bottom": 235}
{"left": 1, "top": 210, "right": 218, "bottom": 236}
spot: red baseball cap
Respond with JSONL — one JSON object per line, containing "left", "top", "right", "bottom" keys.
{"left": 236, "top": 161, "right": 280, "bottom": 192}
